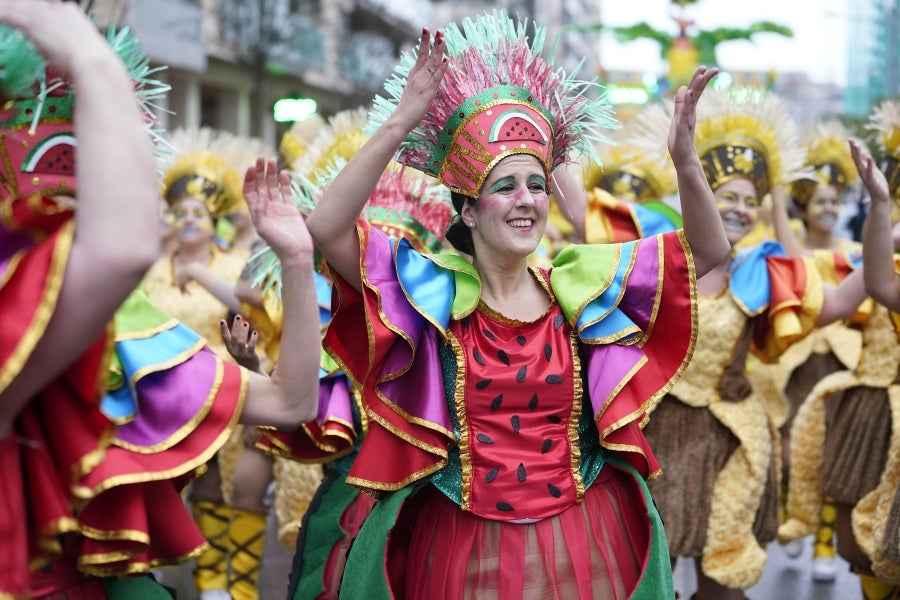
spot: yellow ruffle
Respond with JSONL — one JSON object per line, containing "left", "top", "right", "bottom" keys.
{"left": 272, "top": 457, "right": 323, "bottom": 549}
{"left": 855, "top": 386, "right": 900, "bottom": 584}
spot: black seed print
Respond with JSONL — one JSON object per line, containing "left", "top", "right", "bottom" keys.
{"left": 541, "top": 439, "right": 552, "bottom": 453}
{"left": 475, "top": 379, "right": 492, "bottom": 390}
{"left": 516, "top": 366, "right": 527, "bottom": 383}
{"left": 497, "top": 349, "right": 510, "bottom": 365}
{"left": 486, "top": 467, "right": 499, "bottom": 482}
{"left": 516, "top": 335, "right": 527, "bottom": 346}
{"left": 554, "top": 314, "right": 565, "bottom": 330}
{"left": 546, "top": 374, "right": 564, "bottom": 384}
{"left": 476, "top": 433, "right": 494, "bottom": 444}
{"left": 544, "top": 344, "right": 552, "bottom": 361}
{"left": 548, "top": 483, "right": 562, "bottom": 498}
{"left": 483, "top": 328, "right": 497, "bottom": 341}
{"left": 517, "top": 463, "right": 526, "bottom": 482}
{"left": 473, "top": 348, "right": 486, "bottom": 366}
{"left": 511, "top": 415, "right": 520, "bottom": 433}
{"left": 461, "top": 316, "right": 470, "bottom": 328}
{"left": 497, "top": 502, "right": 514, "bottom": 512}
{"left": 529, "top": 394, "right": 538, "bottom": 409}
{"left": 547, "top": 415, "right": 562, "bottom": 424}
{"left": 490, "top": 394, "right": 503, "bottom": 411}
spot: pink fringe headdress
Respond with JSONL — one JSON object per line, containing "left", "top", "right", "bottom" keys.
{"left": 366, "top": 9, "right": 617, "bottom": 200}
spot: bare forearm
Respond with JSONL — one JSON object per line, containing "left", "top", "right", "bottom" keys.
{"left": 72, "top": 51, "right": 159, "bottom": 278}
{"left": 678, "top": 160, "right": 730, "bottom": 276}
{"left": 817, "top": 267, "right": 867, "bottom": 326}
{"left": 191, "top": 267, "right": 243, "bottom": 314}
{"left": 771, "top": 188, "right": 804, "bottom": 257}
{"left": 242, "top": 255, "right": 319, "bottom": 426}
{"left": 306, "top": 118, "right": 410, "bottom": 288}
{"left": 863, "top": 200, "right": 900, "bottom": 309}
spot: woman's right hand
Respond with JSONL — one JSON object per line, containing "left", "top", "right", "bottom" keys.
{"left": 850, "top": 139, "right": 891, "bottom": 207}
{"left": 243, "top": 158, "right": 314, "bottom": 264}
{"left": 0, "top": 1, "right": 114, "bottom": 78}
{"left": 391, "top": 28, "right": 448, "bottom": 129}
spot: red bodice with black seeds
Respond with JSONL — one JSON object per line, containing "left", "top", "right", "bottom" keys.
{"left": 448, "top": 300, "right": 581, "bottom": 521}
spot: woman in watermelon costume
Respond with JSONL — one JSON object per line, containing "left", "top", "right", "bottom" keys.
{"left": 637, "top": 89, "right": 869, "bottom": 600}
{"left": 0, "top": 4, "right": 322, "bottom": 597}
{"left": 779, "top": 107, "right": 900, "bottom": 599}
{"left": 272, "top": 9, "right": 735, "bottom": 598}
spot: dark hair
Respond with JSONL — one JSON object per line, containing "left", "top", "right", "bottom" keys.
{"left": 444, "top": 191, "right": 476, "bottom": 256}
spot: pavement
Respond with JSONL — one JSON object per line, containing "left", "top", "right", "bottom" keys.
{"left": 674, "top": 537, "right": 862, "bottom": 600}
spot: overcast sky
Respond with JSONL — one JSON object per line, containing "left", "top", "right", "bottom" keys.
{"left": 597, "top": 0, "right": 852, "bottom": 86}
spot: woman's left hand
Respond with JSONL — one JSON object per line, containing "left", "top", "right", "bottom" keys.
{"left": 243, "top": 158, "right": 314, "bottom": 262}
{"left": 668, "top": 66, "right": 719, "bottom": 168}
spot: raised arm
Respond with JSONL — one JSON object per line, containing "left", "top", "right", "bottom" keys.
{"left": 770, "top": 185, "right": 805, "bottom": 257}
{"left": 0, "top": 3, "right": 159, "bottom": 430}
{"left": 815, "top": 266, "right": 867, "bottom": 326}
{"left": 239, "top": 159, "right": 320, "bottom": 426}
{"left": 854, "top": 139, "right": 900, "bottom": 310}
{"left": 668, "top": 66, "right": 731, "bottom": 276}
{"left": 305, "top": 29, "right": 448, "bottom": 290}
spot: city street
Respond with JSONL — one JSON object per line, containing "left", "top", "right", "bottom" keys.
{"left": 674, "top": 538, "right": 862, "bottom": 600}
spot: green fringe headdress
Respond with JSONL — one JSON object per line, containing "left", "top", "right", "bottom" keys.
{"left": 0, "top": 23, "right": 170, "bottom": 203}
{"left": 366, "top": 9, "right": 617, "bottom": 202}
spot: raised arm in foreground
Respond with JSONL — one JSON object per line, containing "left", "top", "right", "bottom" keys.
{"left": 0, "top": 2, "right": 159, "bottom": 432}
{"left": 239, "top": 159, "right": 320, "bottom": 427}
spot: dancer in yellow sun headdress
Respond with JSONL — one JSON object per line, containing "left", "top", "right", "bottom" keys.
{"left": 755, "top": 119, "right": 869, "bottom": 580}
{"left": 781, "top": 101, "right": 900, "bottom": 599}
{"left": 639, "top": 87, "right": 869, "bottom": 600}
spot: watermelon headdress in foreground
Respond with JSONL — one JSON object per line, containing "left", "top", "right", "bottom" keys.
{"left": 366, "top": 9, "right": 617, "bottom": 200}
{"left": 0, "top": 23, "right": 169, "bottom": 203}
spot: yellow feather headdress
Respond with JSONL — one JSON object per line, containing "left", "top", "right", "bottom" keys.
{"left": 278, "top": 114, "right": 326, "bottom": 167}
{"left": 161, "top": 127, "right": 263, "bottom": 218}
{"left": 694, "top": 88, "right": 807, "bottom": 196}
{"left": 867, "top": 100, "right": 900, "bottom": 200}
{"left": 790, "top": 120, "right": 860, "bottom": 206}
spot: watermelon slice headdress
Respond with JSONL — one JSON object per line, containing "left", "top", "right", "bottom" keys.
{"left": 0, "top": 23, "right": 169, "bottom": 204}
{"left": 366, "top": 9, "right": 616, "bottom": 200}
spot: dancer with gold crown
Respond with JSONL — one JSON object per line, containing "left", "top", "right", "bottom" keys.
{"left": 0, "top": 3, "right": 322, "bottom": 598}
{"left": 781, "top": 101, "right": 900, "bottom": 599}
{"left": 639, "top": 88, "right": 869, "bottom": 600}
{"left": 246, "top": 8, "right": 739, "bottom": 597}
{"left": 757, "top": 120, "right": 869, "bottom": 581}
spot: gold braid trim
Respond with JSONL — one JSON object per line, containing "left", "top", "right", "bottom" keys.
{"left": 854, "top": 386, "right": 900, "bottom": 584}
{"left": 701, "top": 392, "right": 773, "bottom": 589}
{"left": 778, "top": 369, "right": 860, "bottom": 542}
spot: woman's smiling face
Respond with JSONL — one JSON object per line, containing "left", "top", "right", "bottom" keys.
{"left": 463, "top": 154, "right": 550, "bottom": 261}
{"left": 803, "top": 185, "right": 841, "bottom": 235}
{"left": 714, "top": 177, "right": 760, "bottom": 246}
{"left": 171, "top": 197, "right": 214, "bottom": 247}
